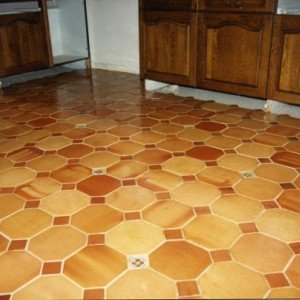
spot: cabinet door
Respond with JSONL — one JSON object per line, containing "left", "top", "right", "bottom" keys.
{"left": 140, "top": 11, "right": 197, "bottom": 86}
{"left": 197, "top": 13, "right": 273, "bottom": 98}
{"left": 0, "top": 12, "right": 51, "bottom": 77}
{"left": 268, "top": 15, "right": 300, "bottom": 105}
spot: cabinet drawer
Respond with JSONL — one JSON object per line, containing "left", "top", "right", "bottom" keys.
{"left": 141, "top": 0, "right": 198, "bottom": 11}
{"left": 198, "top": 0, "right": 277, "bottom": 13}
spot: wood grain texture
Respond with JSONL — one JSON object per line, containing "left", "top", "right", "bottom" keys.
{"left": 141, "top": 0, "right": 198, "bottom": 11}
{"left": 197, "top": 12, "right": 273, "bottom": 98}
{"left": 268, "top": 15, "right": 300, "bottom": 105}
{"left": 140, "top": 11, "right": 197, "bottom": 86}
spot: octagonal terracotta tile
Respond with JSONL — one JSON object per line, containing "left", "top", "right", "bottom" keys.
{"left": 138, "top": 170, "right": 182, "bottom": 192}
{"left": 29, "top": 226, "right": 86, "bottom": 260}
{"left": 267, "top": 125, "right": 299, "bottom": 136}
{"left": 162, "top": 156, "right": 205, "bottom": 176}
{"left": 235, "top": 178, "right": 282, "bottom": 201}
{"left": 183, "top": 215, "right": 241, "bottom": 249}
{"left": 72, "top": 205, "right": 123, "bottom": 233}
{"left": 57, "top": 144, "right": 93, "bottom": 159}
{"left": 253, "top": 133, "right": 288, "bottom": 147}
{"left": 129, "top": 117, "right": 159, "bottom": 128}
{"left": 0, "top": 139, "right": 25, "bottom": 155}
{"left": 106, "top": 221, "right": 164, "bottom": 254}
{"left": 16, "top": 177, "right": 61, "bottom": 200}
{"left": 186, "top": 146, "right": 224, "bottom": 161}
{"left": 255, "top": 164, "right": 297, "bottom": 183}
{"left": 51, "top": 164, "right": 91, "bottom": 183}
{"left": 267, "top": 287, "right": 300, "bottom": 299}
{"left": 237, "top": 143, "right": 275, "bottom": 158}
{"left": 172, "top": 181, "right": 220, "bottom": 207}
{"left": 67, "top": 114, "right": 96, "bottom": 125}
{"left": 28, "top": 117, "right": 56, "bottom": 127}
{"left": 0, "top": 251, "right": 41, "bottom": 293}
{"left": 106, "top": 186, "right": 155, "bottom": 212}
{"left": 108, "top": 125, "right": 139, "bottom": 137}
{"left": 150, "top": 241, "right": 211, "bottom": 280}
{"left": 202, "top": 102, "right": 230, "bottom": 112}
{"left": 64, "top": 245, "right": 126, "bottom": 287}
{"left": 107, "top": 160, "right": 147, "bottom": 179}
{"left": 172, "top": 115, "right": 200, "bottom": 126}
{"left": 197, "top": 166, "right": 241, "bottom": 187}
{"left": 106, "top": 269, "right": 176, "bottom": 299}
{"left": 45, "top": 122, "right": 74, "bottom": 134}
{"left": 0, "top": 168, "right": 35, "bottom": 187}
{"left": 64, "top": 128, "right": 94, "bottom": 140}
{"left": 134, "top": 149, "right": 171, "bottom": 165}
{"left": 257, "top": 209, "right": 300, "bottom": 242}
{"left": 87, "top": 119, "right": 117, "bottom": 131}
{"left": 277, "top": 190, "right": 300, "bottom": 213}
{"left": 152, "top": 123, "right": 184, "bottom": 135}
{"left": 27, "top": 154, "right": 66, "bottom": 172}
{"left": 0, "top": 194, "right": 24, "bottom": 219}
{"left": 40, "top": 190, "right": 90, "bottom": 216}
{"left": 157, "top": 138, "right": 193, "bottom": 152}
{"left": 221, "top": 127, "right": 256, "bottom": 139}
{"left": 231, "top": 233, "right": 292, "bottom": 273}
{"left": 286, "top": 256, "right": 300, "bottom": 288}
{"left": 78, "top": 175, "right": 120, "bottom": 196}
{"left": 211, "top": 113, "right": 242, "bottom": 124}
{"left": 131, "top": 131, "right": 165, "bottom": 145}
{"left": 196, "top": 121, "right": 226, "bottom": 132}
{"left": 285, "top": 140, "right": 300, "bottom": 154}
{"left": 177, "top": 128, "right": 211, "bottom": 142}
{"left": 7, "top": 147, "right": 43, "bottom": 163}
{"left": 239, "top": 119, "right": 268, "bottom": 130}
{"left": 271, "top": 152, "right": 300, "bottom": 168}
{"left": 0, "top": 157, "right": 13, "bottom": 172}
{"left": 84, "top": 133, "right": 118, "bottom": 147}
{"left": 211, "top": 195, "right": 263, "bottom": 222}
{"left": 13, "top": 275, "right": 83, "bottom": 300}
{"left": 36, "top": 136, "right": 72, "bottom": 151}
{"left": 143, "top": 201, "right": 194, "bottom": 228}
{"left": 0, "top": 209, "right": 52, "bottom": 239}
{"left": 108, "top": 141, "right": 144, "bottom": 156}
{"left": 81, "top": 152, "right": 119, "bottom": 169}
{"left": 217, "top": 154, "right": 258, "bottom": 172}
{"left": 198, "top": 262, "right": 269, "bottom": 299}
{"left": 206, "top": 136, "right": 241, "bottom": 150}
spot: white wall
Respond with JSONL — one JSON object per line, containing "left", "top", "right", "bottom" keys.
{"left": 86, "top": 0, "right": 140, "bottom": 74}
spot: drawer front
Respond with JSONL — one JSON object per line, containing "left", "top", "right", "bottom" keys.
{"left": 141, "top": 0, "right": 198, "bottom": 11}
{"left": 198, "top": 0, "right": 277, "bottom": 13}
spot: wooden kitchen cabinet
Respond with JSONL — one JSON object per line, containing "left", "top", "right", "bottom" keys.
{"left": 197, "top": 12, "right": 273, "bottom": 98}
{"left": 0, "top": 11, "right": 52, "bottom": 77}
{"left": 268, "top": 15, "right": 300, "bottom": 105}
{"left": 140, "top": 11, "right": 198, "bottom": 87}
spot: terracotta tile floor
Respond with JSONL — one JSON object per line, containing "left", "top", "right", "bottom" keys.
{"left": 0, "top": 69, "right": 300, "bottom": 299}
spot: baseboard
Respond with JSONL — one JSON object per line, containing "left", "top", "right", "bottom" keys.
{"left": 92, "top": 63, "right": 140, "bottom": 75}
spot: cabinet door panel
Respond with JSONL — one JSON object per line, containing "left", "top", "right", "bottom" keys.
{"left": 198, "top": 13, "right": 273, "bottom": 98}
{"left": 0, "top": 12, "right": 51, "bottom": 77}
{"left": 268, "top": 16, "right": 300, "bottom": 105}
{"left": 140, "top": 11, "right": 197, "bottom": 86}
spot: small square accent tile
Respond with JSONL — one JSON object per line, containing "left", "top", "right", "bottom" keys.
{"left": 174, "top": 152, "right": 185, "bottom": 157}
{"left": 164, "top": 229, "right": 183, "bottom": 240}
{"left": 183, "top": 175, "right": 196, "bottom": 182}
{"left": 92, "top": 168, "right": 106, "bottom": 175}
{"left": 128, "top": 255, "right": 149, "bottom": 270}
{"left": 177, "top": 281, "right": 199, "bottom": 297}
{"left": 211, "top": 250, "right": 232, "bottom": 262}
{"left": 280, "top": 183, "right": 296, "bottom": 190}
{"left": 14, "top": 162, "right": 26, "bottom": 167}
{"left": 9, "top": 240, "right": 27, "bottom": 251}
{"left": 125, "top": 212, "right": 141, "bottom": 220}
{"left": 91, "top": 197, "right": 105, "bottom": 204}
{"left": 68, "top": 159, "right": 80, "bottom": 164}
{"left": 156, "top": 192, "right": 171, "bottom": 200}
{"left": 75, "top": 124, "right": 87, "bottom": 129}
{"left": 36, "top": 172, "right": 50, "bottom": 178}
{"left": 84, "top": 289, "right": 104, "bottom": 300}
{"left": 42, "top": 262, "right": 62, "bottom": 274}
{"left": 150, "top": 165, "right": 162, "bottom": 170}
{"left": 25, "top": 200, "right": 40, "bottom": 209}
{"left": 88, "top": 234, "right": 105, "bottom": 245}
{"left": 62, "top": 184, "right": 76, "bottom": 190}
{"left": 121, "top": 155, "right": 132, "bottom": 160}
{"left": 265, "top": 273, "right": 289, "bottom": 288}
{"left": 122, "top": 179, "right": 136, "bottom": 186}
{"left": 239, "top": 223, "right": 259, "bottom": 233}
{"left": 95, "top": 147, "right": 106, "bottom": 152}
{"left": 0, "top": 187, "right": 15, "bottom": 194}
{"left": 205, "top": 161, "right": 218, "bottom": 166}
{"left": 53, "top": 216, "right": 70, "bottom": 225}
{"left": 219, "top": 187, "right": 235, "bottom": 194}
{"left": 262, "top": 201, "right": 279, "bottom": 209}
{"left": 289, "top": 242, "right": 300, "bottom": 254}
{"left": 194, "top": 206, "right": 212, "bottom": 215}
{"left": 0, "top": 295, "right": 11, "bottom": 300}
